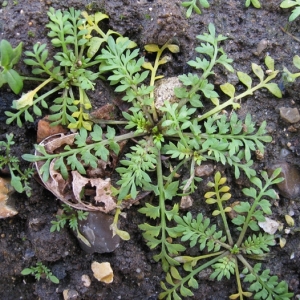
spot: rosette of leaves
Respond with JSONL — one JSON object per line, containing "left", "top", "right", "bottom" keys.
{"left": 5, "top": 7, "right": 122, "bottom": 130}
{"left": 23, "top": 22, "right": 285, "bottom": 296}
{"left": 159, "top": 170, "right": 293, "bottom": 300}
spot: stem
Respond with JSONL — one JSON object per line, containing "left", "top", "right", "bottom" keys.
{"left": 233, "top": 256, "right": 244, "bottom": 300}
{"left": 197, "top": 73, "right": 278, "bottom": 122}
{"left": 156, "top": 149, "right": 168, "bottom": 266}
{"left": 215, "top": 179, "right": 234, "bottom": 246}
{"left": 236, "top": 183, "right": 269, "bottom": 247}
{"left": 169, "top": 251, "right": 230, "bottom": 295}
{"left": 31, "top": 131, "right": 146, "bottom": 162}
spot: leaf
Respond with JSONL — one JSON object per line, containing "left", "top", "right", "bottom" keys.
{"left": 170, "top": 266, "right": 182, "bottom": 280}
{"left": 265, "top": 56, "right": 275, "bottom": 71}
{"left": 252, "top": 63, "right": 264, "bottom": 81}
{"left": 220, "top": 83, "right": 235, "bottom": 98}
{"left": 164, "top": 181, "right": 179, "bottom": 200}
{"left": 293, "top": 55, "right": 300, "bottom": 69}
{"left": 237, "top": 71, "right": 252, "bottom": 89}
{"left": 167, "top": 44, "right": 180, "bottom": 53}
{"left": 264, "top": 83, "right": 282, "bottom": 98}
{"left": 21, "top": 268, "right": 33, "bottom": 275}
{"left": 4, "top": 69, "right": 23, "bottom": 94}
{"left": 144, "top": 44, "right": 160, "bottom": 52}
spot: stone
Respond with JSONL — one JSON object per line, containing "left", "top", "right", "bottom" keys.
{"left": 268, "top": 162, "right": 300, "bottom": 199}
{"left": 91, "top": 261, "right": 113, "bottom": 283}
{"left": 77, "top": 211, "right": 120, "bottom": 254}
{"left": 279, "top": 107, "right": 300, "bottom": 124}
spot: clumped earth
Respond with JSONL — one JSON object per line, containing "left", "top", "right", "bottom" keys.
{"left": 0, "top": 0, "right": 300, "bottom": 299}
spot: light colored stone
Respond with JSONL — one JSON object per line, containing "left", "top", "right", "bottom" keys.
{"left": 91, "top": 261, "right": 113, "bottom": 283}
{"left": 81, "top": 274, "right": 91, "bottom": 287}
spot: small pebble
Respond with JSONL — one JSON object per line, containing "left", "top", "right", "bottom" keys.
{"left": 81, "top": 274, "right": 91, "bottom": 287}
{"left": 195, "top": 164, "right": 214, "bottom": 177}
{"left": 268, "top": 162, "right": 300, "bottom": 199}
{"left": 279, "top": 107, "right": 300, "bottom": 124}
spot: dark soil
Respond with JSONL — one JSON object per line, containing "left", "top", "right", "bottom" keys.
{"left": 0, "top": 0, "right": 300, "bottom": 299}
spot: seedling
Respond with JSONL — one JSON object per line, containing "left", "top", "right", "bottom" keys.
{"left": 0, "top": 133, "right": 33, "bottom": 196}
{"left": 281, "top": 0, "right": 300, "bottom": 21}
{"left": 0, "top": 40, "right": 23, "bottom": 94}
{"left": 50, "top": 203, "right": 90, "bottom": 247}
{"left": 181, "top": 0, "right": 210, "bottom": 18}
{"left": 21, "top": 262, "right": 59, "bottom": 284}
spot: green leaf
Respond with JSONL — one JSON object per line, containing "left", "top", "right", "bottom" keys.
{"left": 252, "top": 63, "right": 264, "bottom": 81}
{"left": 3, "top": 69, "right": 23, "bottom": 94}
{"left": 220, "top": 83, "right": 235, "bottom": 98}
{"left": 164, "top": 181, "right": 179, "bottom": 200}
{"left": 138, "top": 203, "right": 160, "bottom": 219}
{"left": 237, "top": 71, "right": 252, "bottom": 89}
{"left": 264, "top": 83, "right": 282, "bottom": 98}
{"left": 21, "top": 268, "right": 33, "bottom": 275}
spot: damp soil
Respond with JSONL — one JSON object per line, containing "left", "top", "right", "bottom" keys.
{"left": 0, "top": 0, "right": 300, "bottom": 299}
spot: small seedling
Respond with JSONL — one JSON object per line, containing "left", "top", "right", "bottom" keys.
{"left": 0, "top": 40, "right": 23, "bottom": 94}
{"left": 281, "top": 0, "right": 300, "bottom": 21}
{"left": 0, "top": 133, "right": 33, "bottom": 196}
{"left": 181, "top": 0, "right": 210, "bottom": 18}
{"left": 50, "top": 204, "right": 90, "bottom": 247}
{"left": 21, "top": 262, "right": 59, "bottom": 284}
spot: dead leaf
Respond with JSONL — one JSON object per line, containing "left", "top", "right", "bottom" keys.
{"left": 37, "top": 116, "right": 68, "bottom": 143}
{"left": 71, "top": 171, "right": 116, "bottom": 213}
{"left": 0, "top": 177, "right": 17, "bottom": 218}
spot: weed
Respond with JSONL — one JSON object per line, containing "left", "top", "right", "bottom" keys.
{"left": 50, "top": 203, "right": 90, "bottom": 247}
{"left": 281, "top": 0, "right": 300, "bottom": 21}
{"left": 21, "top": 262, "right": 59, "bottom": 284}
{"left": 0, "top": 133, "right": 33, "bottom": 196}
{"left": 0, "top": 6, "right": 289, "bottom": 298}
{"left": 282, "top": 55, "right": 300, "bottom": 84}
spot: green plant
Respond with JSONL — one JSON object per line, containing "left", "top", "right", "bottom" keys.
{"left": 21, "top": 262, "right": 59, "bottom": 284}
{"left": 0, "top": 133, "right": 33, "bottom": 196}
{"left": 282, "top": 55, "right": 300, "bottom": 84}
{"left": 280, "top": 0, "right": 300, "bottom": 21}
{"left": 5, "top": 7, "right": 132, "bottom": 130}
{"left": 245, "top": 0, "right": 261, "bottom": 8}
{"left": 50, "top": 203, "right": 90, "bottom": 246}
{"left": 159, "top": 170, "right": 293, "bottom": 299}
{"left": 0, "top": 39, "right": 23, "bottom": 94}
{"left": 19, "top": 12, "right": 290, "bottom": 299}
{"left": 181, "top": 0, "right": 210, "bottom": 18}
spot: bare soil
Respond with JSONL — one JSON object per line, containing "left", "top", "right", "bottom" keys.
{"left": 0, "top": 0, "right": 300, "bottom": 299}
